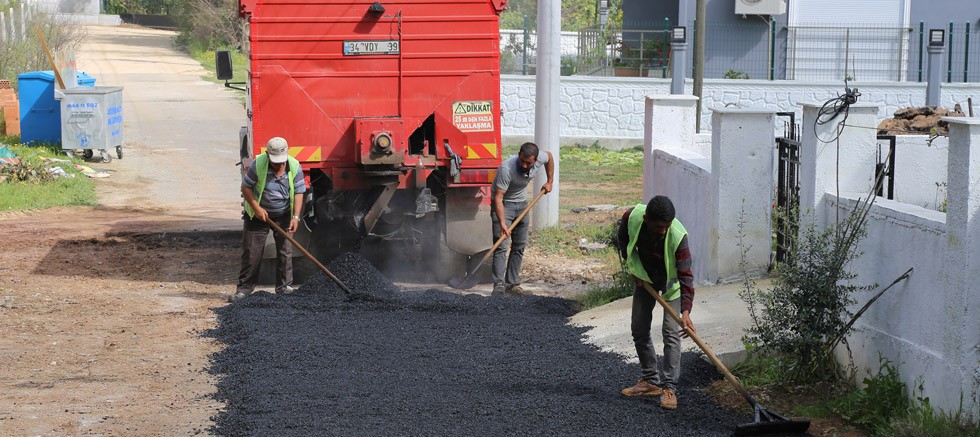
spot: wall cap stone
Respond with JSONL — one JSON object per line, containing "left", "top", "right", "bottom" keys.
{"left": 941, "top": 116, "right": 980, "bottom": 125}
{"left": 646, "top": 94, "right": 699, "bottom": 102}
{"left": 711, "top": 107, "right": 778, "bottom": 114}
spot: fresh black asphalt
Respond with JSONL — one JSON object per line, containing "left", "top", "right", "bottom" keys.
{"left": 207, "top": 251, "right": 768, "bottom": 436}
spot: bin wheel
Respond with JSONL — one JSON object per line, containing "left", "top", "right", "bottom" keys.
{"left": 83, "top": 149, "right": 94, "bottom": 160}
{"left": 101, "top": 150, "right": 112, "bottom": 163}
{"left": 116, "top": 146, "right": 123, "bottom": 159}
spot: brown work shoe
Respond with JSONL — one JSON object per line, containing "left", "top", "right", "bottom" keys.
{"left": 660, "top": 388, "right": 678, "bottom": 409}
{"left": 622, "top": 379, "right": 663, "bottom": 397}
{"left": 506, "top": 284, "right": 530, "bottom": 295}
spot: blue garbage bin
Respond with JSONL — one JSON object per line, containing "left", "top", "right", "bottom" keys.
{"left": 17, "top": 71, "right": 96, "bottom": 144}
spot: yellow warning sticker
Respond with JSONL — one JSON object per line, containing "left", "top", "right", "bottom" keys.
{"left": 452, "top": 101, "right": 494, "bottom": 132}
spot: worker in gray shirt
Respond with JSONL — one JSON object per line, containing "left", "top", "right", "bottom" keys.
{"left": 490, "top": 142, "right": 554, "bottom": 296}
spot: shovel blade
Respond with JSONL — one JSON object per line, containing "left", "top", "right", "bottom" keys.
{"left": 733, "top": 404, "right": 810, "bottom": 436}
{"left": 447, "top": 272, "right": 479, "bottom": 290}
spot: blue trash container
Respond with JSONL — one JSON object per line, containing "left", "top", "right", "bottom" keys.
{"left": 17, "top": 71, "right": 96, "bottom": 144}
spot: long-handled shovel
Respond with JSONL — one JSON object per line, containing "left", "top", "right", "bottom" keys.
{"left": 639, "top": 281, "right": 810, "bottom": 436}
{"left": 448, "top": 188, "right": 547, "bottom": 290}
{"left": 266, "top": 218, "right": 352, "bottom": 296}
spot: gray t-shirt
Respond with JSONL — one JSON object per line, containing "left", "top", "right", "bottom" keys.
{"left": 492, "top": 152, "right": 550, "bottom": 203}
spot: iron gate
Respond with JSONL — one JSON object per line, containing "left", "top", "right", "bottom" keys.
{"left": 774, "top": 112, "right": 801, "bottom": 265}
{"left": 875, "top": 135, "right": 896, "bottom": 200}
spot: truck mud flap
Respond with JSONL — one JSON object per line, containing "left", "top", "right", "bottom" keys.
{"left": 445, "top": 187, "right": 492, "bottom": 256}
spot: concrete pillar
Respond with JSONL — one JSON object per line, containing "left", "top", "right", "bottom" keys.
{"left": 642, "top": 94, "right": 698, "bottom": 202}
{"left": 799, "top": 103, "right": 879, "bottom": 229}
{"left": 711, "top": 108, "right": 775, "bottom": 281}
{"left": 940, "top": 116, "right": 980, "bottom": 418}
{"left": 531, "top": 0, "right": 560, "bottom": 230}
{"left": 926, "top": 43, "right": 944, "bottom": 106}
{"left": 670, "top": 41, "right": 687, "bottom": 95}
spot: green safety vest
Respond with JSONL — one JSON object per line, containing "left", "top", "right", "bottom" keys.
{"left": 625, "top": 204, "right": 688, "bottom": 301}
{"left": 244, "top": 153, "right": 300, "bottom": 219}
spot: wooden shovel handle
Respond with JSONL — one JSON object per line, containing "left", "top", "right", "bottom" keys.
{"left": 266, "top": 218, "right": 352, "bottom": 295}
{"left": 469, "top": 188, "right": 548, "bottom": 275}
{"left": 639, "top": 281, "right": 758, "bottom": 407}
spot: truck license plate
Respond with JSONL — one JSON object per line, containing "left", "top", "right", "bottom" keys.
{"left": 343, "top": 40, "right": 399, "bottom": 55}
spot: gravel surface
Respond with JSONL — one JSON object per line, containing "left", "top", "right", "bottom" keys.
{"left": 208, "top": 252, "right": 765, "bottom": 436}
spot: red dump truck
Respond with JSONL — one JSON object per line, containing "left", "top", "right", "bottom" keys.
{"left": 220, "top": 0, "right": 508, "bottom": 277}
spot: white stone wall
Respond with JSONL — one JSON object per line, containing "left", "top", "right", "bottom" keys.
{"left": 500, "top": 76, "right": 980, "bottom": 145}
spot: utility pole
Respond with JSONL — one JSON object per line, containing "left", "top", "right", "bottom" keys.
{"left": 532, "top": 0, "right": 560, "bottom": 229}
{"left": 693, "top": 0, "right": 705, "bottom": 132}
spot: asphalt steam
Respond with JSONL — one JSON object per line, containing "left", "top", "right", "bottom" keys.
{"left": 208, "top": 252, "right": 754, "bottom": 436}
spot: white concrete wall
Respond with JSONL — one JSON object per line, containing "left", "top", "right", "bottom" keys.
{"left": 28, "top": 0, "right": 99, "bottom": 15}
{"left": 652, "top": 148, "right": 713, "bottom": 286}
{"left": 642, "top": 95, "right": 699, "bottom": 202}
{"left": 711, "top": 108, "right": 776, "bottom": 282}
{"left": 828, "top": 195, "right": 951, "bottom": 414}
{"left": 500, "top": 76, "right": 980, "bottom": 145}
{"left": 893, "top": 135, "right": 948, "bottom": 211}
{"left": 940, "top": 117, "right": 980, "bottom": 420}
{"left": 818, "top": 117, "right": 980, "bottom": 420}
{"left": 799, "top": 103, "right": 880, "bottom": 229}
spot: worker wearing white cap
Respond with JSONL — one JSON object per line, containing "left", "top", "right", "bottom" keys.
{"left": 231, "top": 137, "right": 307, "bottom": 303}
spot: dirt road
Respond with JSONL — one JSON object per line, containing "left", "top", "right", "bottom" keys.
{"left": 0, "top": 25, "right": 243, "bottom": 435}
{"left": 0, "top": 24, "right": 613, "bottom": 435}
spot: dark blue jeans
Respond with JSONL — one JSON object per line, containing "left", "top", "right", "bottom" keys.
{"left": 491, "top": 201, "right": 529, "bottom": 287}
{"left": 630, "top": 284, "right": 683, "bottom": 391}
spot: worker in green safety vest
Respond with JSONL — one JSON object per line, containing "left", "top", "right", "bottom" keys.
{"left": 617, "top": 195, "right": 696, "bottom": 410}
{"left": 230, "top": 137, "right": 307, "bottom": 303}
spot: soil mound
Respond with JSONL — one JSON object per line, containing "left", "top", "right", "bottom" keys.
{"left": 878, "top": 105, "right": 966, "bottom": 136}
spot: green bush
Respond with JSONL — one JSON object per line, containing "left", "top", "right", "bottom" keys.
{"left": 740, "top": 206, "right": 875, "bottom": 384}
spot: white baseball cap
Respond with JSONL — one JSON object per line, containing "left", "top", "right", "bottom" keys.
{"left": 266, "top": 137, "right": 288, "bottom": 163}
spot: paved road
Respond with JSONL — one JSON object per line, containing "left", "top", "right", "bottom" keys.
{"left": 76, "top": 25, "right": 243, "bottom": 220}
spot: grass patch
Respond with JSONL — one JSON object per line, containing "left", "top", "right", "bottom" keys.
{"left": 732, "top": 350, "right": 980, "bottom": 437}
{"left": 574, "top": 263, "right": 633, "bottom": 310}
{"left": 0, "top": 140, "right": 97, "bottom": 210}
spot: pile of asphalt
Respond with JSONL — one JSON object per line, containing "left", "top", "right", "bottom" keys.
{"left": 208, "top": 252, "right": 761, "bottom": 436}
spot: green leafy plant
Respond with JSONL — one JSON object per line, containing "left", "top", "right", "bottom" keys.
{"left": 831, "top": 357, "right": 910, "bottom": 434}
{"left": 884, "top": 385, "right": 980, "bottom": 437}
{"left": 724, "top": 69, "right": 750, "bottom": 79}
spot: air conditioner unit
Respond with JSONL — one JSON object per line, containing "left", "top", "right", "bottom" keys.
{"left": 735, "top": 0, "right": 786, "bottom": 15}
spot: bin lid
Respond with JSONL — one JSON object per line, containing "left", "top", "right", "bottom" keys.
{"left": 64, "top": 86, "right": 123, "bottom": 94}
{"left": 16, "top": 71, "right": 96, "bottom": 85}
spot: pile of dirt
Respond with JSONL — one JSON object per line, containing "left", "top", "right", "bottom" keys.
{"left": 206, "top": 252, "right": 770, "bottom": 436}
{"left": 877, "top": 105, "right": 966, "bottom": 136}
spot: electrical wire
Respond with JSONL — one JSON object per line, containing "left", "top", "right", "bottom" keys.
{"left": 814, "top": 81, "right": 861, "bottom": 143}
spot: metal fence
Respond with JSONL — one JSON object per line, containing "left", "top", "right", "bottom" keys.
{"left": 786, "top": 24, "right": 912, "bottom": 82}
{"left": 577, "top": 25, "right": 672, "bottom": 78}
{"left": 697, "top": 21, "right": 775, "bottom": 80}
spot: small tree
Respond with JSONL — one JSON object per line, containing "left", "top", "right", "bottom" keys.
{"left": 740, "top": 207, "right": 875, "bottom": 383}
